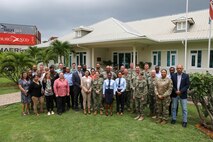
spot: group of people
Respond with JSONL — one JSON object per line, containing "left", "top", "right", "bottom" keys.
{"left": 18, "top": 62, "right": 190, "bottom": 127}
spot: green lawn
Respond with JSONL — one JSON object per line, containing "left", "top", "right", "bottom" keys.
{"left": 0, "top": 104, "right": 212, "bottom": 142}
{"left": 0, "top": 77, "right": 19, "bottom": 95}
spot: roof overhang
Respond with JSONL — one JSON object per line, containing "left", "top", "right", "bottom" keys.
{"left": 71, "top": 36, "right": 158, "bottom": 48}
{"left": 73, "top": 26, "right": 93, "bottom": 32}
{"left": 172, "top": 17, "right": 195, "bottom": 25}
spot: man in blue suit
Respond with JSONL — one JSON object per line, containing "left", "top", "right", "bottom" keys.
{"left": 171, "top": 64, "right": 190, "bottom": 128}
{"left": 72, "top": 65, "right": 84, "bottom": 111}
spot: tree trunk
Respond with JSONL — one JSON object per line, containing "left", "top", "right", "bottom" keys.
{"left": 60, "top": 56, "right": 62, "bottom": 64}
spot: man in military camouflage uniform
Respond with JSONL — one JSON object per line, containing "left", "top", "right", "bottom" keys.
{"left": 154, "top": 69, "right": 173, "bottom": 124}
{"left": 92, "top": 71, "right": 104, "bottom": 115}
{"left": 143, "top": 63, "right": 151, "bottom": 80}
{"left": 133, "top": 73, "right": 148, "bottom": 121}
{"left": 128, "top": 63, "right": 136, "bottom": 79}
{"left": 102, "top": 65, "right": 117, "bottom": 80}
{"left": 96, "top": 63, "right": 104, "bottom": 74}
{"left": 130, "top": 65, "right": 141, "bottom": 113}
{"left": 148, "top": 70, "right": 158, "bottom": 118}
{"left": 123, "top": 69, "right": 131, "bottom": 111}
{"left": 142, "top": 63, "right": 151, "bottom": 106}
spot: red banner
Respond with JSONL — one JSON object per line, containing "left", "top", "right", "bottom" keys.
{"left": 210, "top": 0, "right": 213, "bottom": 20}
{"left": 0, "top": 33, "right": 36, "bottom": 45}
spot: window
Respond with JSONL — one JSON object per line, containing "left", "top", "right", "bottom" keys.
{"left": 210, "top": 50, "right": 213, "bottom": 68}
{"left": 177, "top": 22, "right": 186, "bottom": 31}
{"left": 75, "top": 31, "right": 81, "bottom": 38}
{"left": 113, "top": 52, "right": 137, "bottom": 68}
{"left": 76, "top": 52, "right": 86, "bottom": 65}
{"left": 167, "top": 51, "right": 177, "bottom": 67}
{"left": 190, "top": 50, "right": 202, "bottom": 68}
{"left": 69, "top": 53, "right": 72, "bottom": 67}
{"left": 152, "top": 51, "right": 161, "bottom": 66}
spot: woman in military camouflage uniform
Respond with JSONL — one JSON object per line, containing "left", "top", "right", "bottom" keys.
{"left": 133, "top": 73, "right": 148, "bottom": 121}
{"left": 92, "top": 71, "right": 104, "bottom": 115}
{"left": 154, "top": 69, "right": 173, "bottom": 124}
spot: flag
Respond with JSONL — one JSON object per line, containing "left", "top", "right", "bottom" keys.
{"left": 210, "top": 0, "right": 213, "bottom": 20}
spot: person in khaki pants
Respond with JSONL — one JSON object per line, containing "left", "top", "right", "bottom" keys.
{"left": 28, "top": 74, "right": 44, "bottom": 116}
{"left": 81, "top": 70, "right": 92, "bottom": 115}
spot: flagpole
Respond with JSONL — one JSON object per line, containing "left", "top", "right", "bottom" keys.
{"left": 184, "top": 0, "right": 188, "bottom": 73}
{"left": 208, "top": 0, "right": 212, "bottom": 69}
{"left": 208, "top": 19, "right": 211, "bottom": 69}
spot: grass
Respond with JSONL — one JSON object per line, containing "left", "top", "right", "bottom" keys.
{"left": 0, "top": 104, "right": 212, "bottom": 142}
{"left": 0, "top": 77, "right": 19, "bottom": 95}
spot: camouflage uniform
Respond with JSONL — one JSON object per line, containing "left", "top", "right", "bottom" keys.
{"left": 130, "top": 71, "right": 138, "bottom": 112}
{"left": 148, "top": 77, "right": 158, "bottom": 115}
{"left": 154, "top": 78, "right": 173, "bottom": 121}
{"left": 101, "top": 71, "right": 117, "bottom": 80}
{"left": 133, "top": 77, "right": 148, "bottom": 116}
{"left": 96, "top": 68, "right": 104, "bottom": 75}
{"left": 142, "top": 70, "right": 151, "bottom": 104}
{"left": 143, "top": 70, "right": 151, "bottom": 81}
{"left": 123, "top": 74, "right": 131, "bottom": 110}
{"left": 92, "top": 77, "right": 104, "bottom": 112}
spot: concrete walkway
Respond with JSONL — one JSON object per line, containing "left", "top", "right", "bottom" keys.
{"left": 0, "top": 92, "right": 20, "bottom": 106}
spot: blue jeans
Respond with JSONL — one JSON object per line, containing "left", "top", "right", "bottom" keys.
{"left": 172, "top": 96, "right": 187, "bottom": 122}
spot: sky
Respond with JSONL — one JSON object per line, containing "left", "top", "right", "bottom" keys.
{"left": 0, "top": 0, "right": 208, "bottom": 41}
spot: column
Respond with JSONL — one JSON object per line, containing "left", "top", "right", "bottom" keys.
{"left": 133, "top": 46, "right": 136, "bottom": 68}
{"left": 92, "top": 48, "right": 95, "bottom": 68}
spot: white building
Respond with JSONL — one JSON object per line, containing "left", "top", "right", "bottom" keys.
{"left": 38, "top": 9, "right": 213, "bottom": 73}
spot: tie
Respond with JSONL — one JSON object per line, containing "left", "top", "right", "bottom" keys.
{"left": 108, "top": 79, "right": 111, "bottom": 89}
{"left": 118, "top": 78, "right": 121, "bottom": 88}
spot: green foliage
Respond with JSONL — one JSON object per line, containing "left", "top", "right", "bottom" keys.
{"left": 49, "top": 40, "right": 74, "bottom": 64}
{"left": 0, "top": 52, "right": 35, "bottom": 84}
{"left": 25, "top": 46, "right": 41, "bottom": 63}
{"left": 36, "top": 48, "right": 58, "bottom": 66}
{"left": 189, "top": 72, "right": 213, "bottom": 130}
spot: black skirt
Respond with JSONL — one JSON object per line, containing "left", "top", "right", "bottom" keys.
{"left": 105, "top": 89, "right": 114, "bottom": 105}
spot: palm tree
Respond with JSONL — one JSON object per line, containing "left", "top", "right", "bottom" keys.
{"left": 0, "top": 52, "right": 35, "bottom": 84}
{"left": 26, "top": 46, "right": 41, "bottom": 63}
{"left": 37, "top": 48, "right": 58, "bottom": 66}
{"left": 49, "top": 40, "right": 74, "bottom": 64}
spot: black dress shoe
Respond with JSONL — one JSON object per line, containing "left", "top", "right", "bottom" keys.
{"left": 182, "top": 122, "right": 187, "bottom": 128}
{"left": 171, "top": 120, "right": 176, "bottom": 124}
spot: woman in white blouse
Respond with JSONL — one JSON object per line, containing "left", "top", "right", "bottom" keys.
{"left": 103, "top": 72, "right": 117, "bottom": 116}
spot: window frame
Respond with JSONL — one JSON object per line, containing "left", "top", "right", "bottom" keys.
{"left": 190, "top": 50, "right": 202, "bottom": 68}
{"left": 167, "top": 50, "right": 177, "bottom": 67}
{"left": 152, "top": 51, "right": 161, "bottom": 66}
